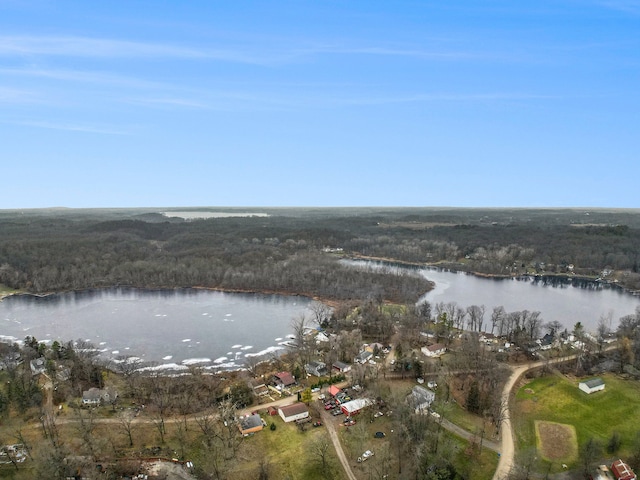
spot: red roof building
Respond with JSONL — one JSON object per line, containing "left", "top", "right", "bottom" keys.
{"left": 611, "top": 459, "right": 636, "bottom": 480}
{"left": 328, "top": 385, "right": 341, "bottom": 397}
{"left": 274, "top": 371, "right": 296, "bottom": 387}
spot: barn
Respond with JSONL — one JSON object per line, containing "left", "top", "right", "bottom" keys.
{"left": 579, "top": 378, "right": 605, "bottom": 394}
{"left": 611, "top": 459, "right": 636, "bottom": 480}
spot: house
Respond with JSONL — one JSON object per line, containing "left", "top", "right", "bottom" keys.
{"left": 305, "top": 361, "right": 328, "bottom": 377}
{"left": 278, "top": 403, "right": 309, "bottom": 423}
{"left": 611, "top": 459, "right": 636, "bottom": 480}
{"left": 238, "top": 413, "right": 264, "bottom": 435}
{"left": 579, "top": 378, "right": 605, "bottom": 394}
{"left": 274, "top": 371, "right": 296, "bottom": 388}
{"left": 354, "top": 350, "right": 373, "bottom": 364}
{"left": 365, "top": 343, "right": 384, "bottom": 354}
{"left": 421, "top": 344, "right": 446, "bottom": 358}
{"left": 340, "top": 398, "right": 374, "bottom": 416}
{"left": 249, "top": 378, "right": 269, "bottom": 397}
{"left": 30, "top": 357, "right": 46, "bottom": 376}
{"left": 82, "top": 387, "right": 118, "bottom": 406}
{"left": 315, "top": 332, "right": 330, "bottom": 344}
{"left": 408, "top": 385, "right": 435, "bottom": 413}
{"left": 332, "top": 361, "right": 352, "bottom": 373}
{"left": 328, "top": 385, "right": 342, "bottom": 397}
{"left": 538, "top": 333, "right": 555, "bottom": 351}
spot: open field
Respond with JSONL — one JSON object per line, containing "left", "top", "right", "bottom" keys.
{"left": 514, "top": 373, "right": 640, "bottom": 467}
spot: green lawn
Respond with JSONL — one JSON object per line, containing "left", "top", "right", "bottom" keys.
{"left": 514, "top": 373, "right": 640, "bottom": 462}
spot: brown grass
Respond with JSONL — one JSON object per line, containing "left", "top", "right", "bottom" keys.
{"left": 534, "top": 421, "right": 578, "bottom": 463}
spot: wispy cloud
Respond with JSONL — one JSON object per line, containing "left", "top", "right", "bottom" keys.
{"left": 0, "top": 86, "right": 38, "bottom": 103}
{"left": 0, "top": 34, "right": 492, "bottom": 65}
{"left": 0, "top": 66, "right": 165, "bottom": 89}
{"left": 0, "top": 35, "right": 270, "bottom": 64}
{"left": 10, "top": 120, "right": 131, "bottom": 135}
{"left": 592, "top": 0, "right": 640, "bottom": 13}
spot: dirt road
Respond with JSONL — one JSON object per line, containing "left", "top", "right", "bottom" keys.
{"left": 320, "top": 409, "right": 358, "bottom": 480}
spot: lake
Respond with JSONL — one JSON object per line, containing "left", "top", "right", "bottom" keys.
{"left": 0, "top": 288, "right": 312, "bottom": 372}
{"left": 1, "top": 264, "right": 638, "bottom": 369}
{"left": 346, "top": 259, "right": 640, "bottom": 333}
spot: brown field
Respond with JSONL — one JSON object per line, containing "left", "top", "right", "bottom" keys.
{"left": 535, "top": 421, "right": 578, "bottom": 463}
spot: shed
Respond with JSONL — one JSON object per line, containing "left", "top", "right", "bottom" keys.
{"left": 611, "top": 459, "right": 636, "bottom": 480}
{"left": 332, "top": 361, "right": 352, "bottom": 373}
{"left": 238, "top": 414, "right": 264, "bottom": 435}
{"left": 278, "top": 403, "right": 309, "bottom": 423}
{"left": 328, "top": 385, "right": 341, "bottom": 397}
{"left": 340, "top": 398, "right": 374, "bottom": 416}
{"left": 579, "top": 378, "right": 605, "bottom": 394}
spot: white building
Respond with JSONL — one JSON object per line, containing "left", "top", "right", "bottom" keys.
{"left": 579, "top": 378, "right": 605, "bottom": 394}
{"left": 278, "top": 403, "right": 309, "bottom": 423}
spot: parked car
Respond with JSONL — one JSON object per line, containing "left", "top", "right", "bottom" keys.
{"left": 357, "top": 450, "right": 374, "bottom": 462}
{"left": 313, "top": 421, "right": 322, "bottom": 427}
{"left": 427, "top": 381, "right": 437, "bottom": 389}
{"left": 374, "top": 431, "right": 386, "bottom": 438}
{"left": 344, "top": 418, "right": 356, "bottom": 426}
{"left": 332, "top": 409, "right": 344, "bottom": 416}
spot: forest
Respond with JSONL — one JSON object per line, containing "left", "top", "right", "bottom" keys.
{"left": 1, "top": 207, "right": 639, "bottom": 300}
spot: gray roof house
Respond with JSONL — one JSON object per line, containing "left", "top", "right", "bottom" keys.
{"left": 408, "top": 385, "right": 435, "bottom": 413}
{"left": 354, "top": 350, "right": 373, "bottom": 364}
{"left": 82, "top": 387, "right": 118, "bottom": 406}
{"left": 30, "top": 357, "right": 47, "bottom": 376}
{"left": 305, "top": 361, "right": 328, "bottom": 377}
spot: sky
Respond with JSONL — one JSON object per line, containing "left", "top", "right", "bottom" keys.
{"left": 1, "top": 1, "right": 639, "bottom": 209}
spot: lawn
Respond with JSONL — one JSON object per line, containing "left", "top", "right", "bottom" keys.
{"left": 514, "top": 373, "right": 640, "bottom": 464}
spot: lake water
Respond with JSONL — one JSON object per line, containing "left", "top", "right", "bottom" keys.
{"left": 0, "top": 288, "right": 311, "bottom": 372}
{"left": 345, "top": 259, "right": 640, "bottom": 333}
{"left": 1, "top": 265, "right": 638, "bottom": 369}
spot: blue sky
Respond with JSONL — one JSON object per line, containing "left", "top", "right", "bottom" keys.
{"left": 1, "top": 1, "right": 638, "bottom": 208}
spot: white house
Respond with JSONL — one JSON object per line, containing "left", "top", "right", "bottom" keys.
{"left": 340, "top": 398, "right": 374, "bottom": 416}
{"left": 409, "top": 385, "right": 435, "bottom": 413}
{"left": 421, "top": 344, "right": 446, "bottom": 358}
{"left": 579, "top": 378, "right": 605, "bottom": 394}
{"left": 82, "top": 387, "right": 118, "bottom": 406}
{"left": 278, "top": 403, "right": 309, "bottom": 423}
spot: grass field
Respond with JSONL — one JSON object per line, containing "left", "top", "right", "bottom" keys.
{"left": 514, "top": 373, "right": 640, "bottom": 466}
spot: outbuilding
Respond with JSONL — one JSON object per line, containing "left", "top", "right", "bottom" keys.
{"left": 579, "top": 378, "right": 605, "bottom": 395}
{"left": 340, "top": 398, "right": 374, "bottom": 416}
{"left": 278, "top": 403, "right": 309, "bottom": 423}
{"left": 611, "top": 459, "right": 636, "bottom": 480}
{"left": 332, "top": 361, "right": 352, "bottom": 373}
